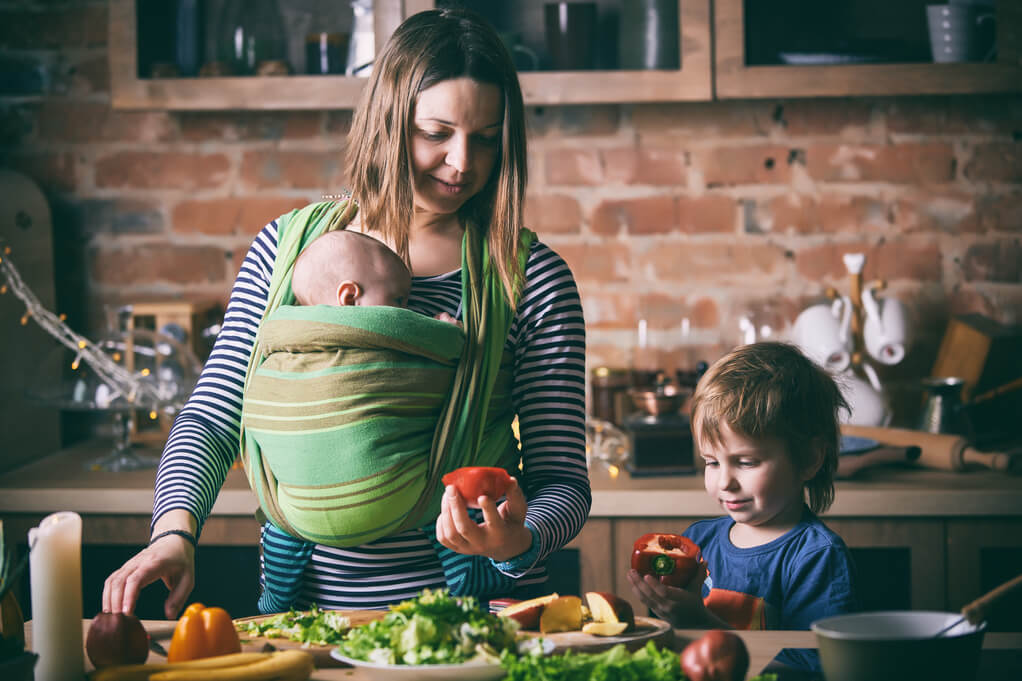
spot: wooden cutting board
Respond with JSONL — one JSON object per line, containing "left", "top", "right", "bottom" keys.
{"left": 519, "top": 615, "right": 673, "bottom": 653}
{"left": 233, "top": 610, "right": 386, "bottom": 667}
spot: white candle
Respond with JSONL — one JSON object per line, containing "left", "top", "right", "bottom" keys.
{"left": 28, "top": 511, "right": 84, "bottom": 681}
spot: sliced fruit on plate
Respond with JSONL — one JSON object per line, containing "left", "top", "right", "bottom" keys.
{"left": 496, "top": 593, "right": 560, "bottom": 630}
{"left": 581, "top": 621, "right": 630, "bottom": 637}
{"left": 539, "top": 595, "right": 583, "bottom": 634}
{"left": 585, "top": 591, "right": 635, "bottom": 632}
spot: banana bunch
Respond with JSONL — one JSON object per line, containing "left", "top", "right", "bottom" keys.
{"left": 90, "top": 649, "right": 314, "bottom": 681}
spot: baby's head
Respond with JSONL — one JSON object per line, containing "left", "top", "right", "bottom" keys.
{"left": 292, "top": 230, "right": 411, "bottom": 308}
{"left": 689, "top": 341, "right": 848, "bottom": 515}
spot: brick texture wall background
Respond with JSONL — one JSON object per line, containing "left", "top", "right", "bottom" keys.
{"left": 1, "top": 1, "right": 1020, "bottom": 427}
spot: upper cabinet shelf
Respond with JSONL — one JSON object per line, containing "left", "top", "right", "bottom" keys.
{"left": 110, "top": 0, "right": 711, "bottom": 110}
{"left": 109, "top": 0, "right": 1020, "bottom": 111}
{"left": 715, "top": 0, "right": 1022, "bottom": 98}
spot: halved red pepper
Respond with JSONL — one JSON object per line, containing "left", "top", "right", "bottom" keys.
{"left": 166, "top": 602, "right": 241, "bottom": 662}
{"left": 631, "top": 533, "right": 701, "bottom": 588}
{"left": 441, "top": 467, "right": 514, "bottom": 509}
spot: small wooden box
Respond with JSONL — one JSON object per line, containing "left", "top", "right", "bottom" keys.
{"left": 125, "top": 301, "right": 219, "bottom": 445}
{"left": 931, "top": 314, "right": 1022, "bottom": 401}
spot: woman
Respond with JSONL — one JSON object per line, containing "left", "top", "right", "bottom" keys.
{"left": 102, "top": 7, "right": 589, "bottom": 618}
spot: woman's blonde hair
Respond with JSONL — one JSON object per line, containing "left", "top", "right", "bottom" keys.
{"left": 344, "top": 7, "right": 528, "bottom": 303}
{"left": 689, "top": 342, "right": 849, "bottom": 514}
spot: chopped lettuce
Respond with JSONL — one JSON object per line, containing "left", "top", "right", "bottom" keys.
{"left": 500, "top": 640, "right": 779, "bottom": 681}
{"left": 336, "top": 588, "right": 519, "bottom": 666}
{"left": 236, "top": 604, "right": 351, "bottom": 646}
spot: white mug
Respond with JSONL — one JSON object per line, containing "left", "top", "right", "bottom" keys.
{"left": 792, "top": 303, "right": 851, "bottom": 373}
{"left": 862, "top": 285, "right": 909, "bottom": 366}
{"left": 836, "top": 368, "right": 892, "bottom": 427}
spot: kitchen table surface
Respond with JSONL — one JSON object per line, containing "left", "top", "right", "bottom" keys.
{"left": 3, "top": 439, "right": 1022, "bottom": 518}
{"left": 24, "top": 620, "right": 1022, "bottom": 680}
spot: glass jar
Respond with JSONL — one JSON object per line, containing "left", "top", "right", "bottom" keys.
{"left": 216, "top": 0, "right": 289, "bottom": 76}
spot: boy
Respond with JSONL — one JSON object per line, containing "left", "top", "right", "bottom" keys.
{"left": 628, "top": 341, "right": 860, "bottom": 671}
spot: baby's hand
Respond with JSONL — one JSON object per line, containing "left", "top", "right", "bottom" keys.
{"left": 434, "top": 312, "right": 462, "bottom": 327}
{"left": 627, "top": 561, "right": 711, "bottom": 628}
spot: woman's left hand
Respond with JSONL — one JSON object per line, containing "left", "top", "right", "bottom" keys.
{"left": 436, "top": 478, "right": 533, "bottom": 562}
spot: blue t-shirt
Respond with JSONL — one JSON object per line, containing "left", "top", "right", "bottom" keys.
{"left": 684, "top": 508, "right": 860, "bottom": 671}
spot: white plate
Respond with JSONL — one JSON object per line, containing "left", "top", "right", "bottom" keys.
{"left": 330, "top": 651, "right": 506, "bottom": 680}
{"left": 330, "top": 639, "right": 553, "bottom": 680}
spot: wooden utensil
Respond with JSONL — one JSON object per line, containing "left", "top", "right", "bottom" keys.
{"left": 933, "top": 573, "right": 1022, "bottom": 636}
{"left": 841, "top": 425, "right": 1016, "bottom": 472}
{"left": 836, "top": 446, "right": 921, "bottom": 479}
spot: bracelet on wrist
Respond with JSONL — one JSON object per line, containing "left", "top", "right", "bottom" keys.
{"left": 149, "top": 529, "right": 198, "bottom": 549}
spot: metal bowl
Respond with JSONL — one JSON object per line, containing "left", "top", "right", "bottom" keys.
{"left": 812, "top": 611, "right": 986, "bottom": 681}
{"left": 628, "top": 383, "right": 690, "bottom": 416}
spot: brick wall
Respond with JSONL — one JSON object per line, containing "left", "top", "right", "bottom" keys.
{"left": 1, "top": 1, "right": 1020, "bottom": 426}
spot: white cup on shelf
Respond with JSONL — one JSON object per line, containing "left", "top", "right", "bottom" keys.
{"left": 792, "top": 303, "right": 852, "bottom": 373}
{"left": 862, "top": 285, "right": 909, "bottom": 366}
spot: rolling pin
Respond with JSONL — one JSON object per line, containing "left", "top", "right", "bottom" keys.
{"left": 836, "top": 445, "right": 921, "bottom": 479}
{"left": 841, "top": 424, "right": 1016, "bottom": 472}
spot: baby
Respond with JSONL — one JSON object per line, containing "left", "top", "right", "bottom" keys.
{"left": 629, "top": 341, "right": 860, "bottom": 671}
{"left": 258, "top": 228, "right": 466, "bottom": 614}
{"left": 291, "top": 228, "right": 412, "bottom": 308}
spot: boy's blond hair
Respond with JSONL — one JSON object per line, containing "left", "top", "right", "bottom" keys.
{"left": 689, "top": 341, "right": 849, "bottom": 514}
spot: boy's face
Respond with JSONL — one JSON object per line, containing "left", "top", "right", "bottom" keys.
{"left": 698, "top": 422, "right": 807, "bottom": 535}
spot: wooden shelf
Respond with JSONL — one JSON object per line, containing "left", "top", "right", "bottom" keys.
{"left": 112, "top": 0, "right": 1020, "bottom": 110}
{"left": 110, "top": 0, "right": 711, "bottom": 110}
{"left": 715, "top": 0, "right": 1022, "bottom": 98}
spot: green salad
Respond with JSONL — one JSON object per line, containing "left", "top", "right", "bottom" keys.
{"left": 501, "top": 640, "right": 779, "bottom": 681}
{"left": 336, "top": 589, "right": 520, "bottom": 666}
{"left": 236, "top": 604, "right": 351, "bottom": 646}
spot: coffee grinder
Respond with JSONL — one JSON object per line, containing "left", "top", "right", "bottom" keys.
{"left": 623, "top": 374, "right": 696, "bottom": 476}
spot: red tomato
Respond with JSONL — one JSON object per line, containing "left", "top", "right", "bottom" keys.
{"left": 631, "top": 533, "right": 701, "bottom": 587}
{"left": 680, "top": 629, "right": 750, "bottom": 681}
{"left": 441, "top": 467, "right": 514, "bottom": 508}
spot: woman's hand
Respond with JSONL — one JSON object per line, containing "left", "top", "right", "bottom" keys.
{"left": 436, "top": 477, "right": 532, "bottom": 562}
{"left": 103, "top": 525, "right": 196, "bottom": 619}
{"left": 628, "top": 562, "right": 727, "bottom": 629}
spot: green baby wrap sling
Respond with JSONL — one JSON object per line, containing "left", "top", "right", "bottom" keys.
{"left": 239, "top": 199, "right": 533, "bottom": 547}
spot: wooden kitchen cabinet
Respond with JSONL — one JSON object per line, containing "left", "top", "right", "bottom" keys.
{"left": 110, "top": 0, "right": 712, "bottom": 109}
{"left": 111, "top": 0, "right": 1020, "bottom": 110}
{"left": 946, "top": 518, "right": 1022, "bottom": 632}
{"left": 715, "top": 0, "right": 1022, "bottom": 97}
{"left": 109, "top": 0, "right": 424, "bottom": 110}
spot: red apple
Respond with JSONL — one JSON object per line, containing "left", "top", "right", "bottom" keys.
{"left": 585, "top": 591, "right": 636, "bottom": 632}
{"left": 496, "top": 593, "right": 560, "bottom": 630}
{"left": 582, "top": 621, "right": 629, "bottom": 636}
{"left": 680, "top": 629, "right": 750, "bottom": 681}
{"left": 539, "top": 595, "right": 583, "bottom": 634}
{"left": 86, "top": 611, "right": 149, "bottom": 668}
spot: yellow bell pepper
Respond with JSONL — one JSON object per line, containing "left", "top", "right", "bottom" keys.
{"left": 166, "top": 602, "right": 242, "bottom": 662}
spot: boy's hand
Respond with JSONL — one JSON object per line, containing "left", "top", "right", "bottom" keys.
{"left": 628, "top": 561, "right": 723, "bottom": 628}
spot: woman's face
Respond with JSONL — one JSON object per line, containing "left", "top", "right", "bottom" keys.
{"left": 409, "top": 77, "right": 504, "bottom": 217}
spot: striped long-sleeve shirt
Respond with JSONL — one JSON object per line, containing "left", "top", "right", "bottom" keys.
{"left": 152, "top": 217, "right": 590, "bottom": 609}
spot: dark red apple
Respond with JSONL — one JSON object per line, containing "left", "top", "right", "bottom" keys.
{"left": 86, "top": 611, "right": 149, "bottom": 668}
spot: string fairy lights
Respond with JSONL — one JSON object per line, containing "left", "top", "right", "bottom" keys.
{"left": 0, "top": 240, "right": 176, "bottom": 414}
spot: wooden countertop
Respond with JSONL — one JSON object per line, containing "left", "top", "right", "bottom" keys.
{"left": 24, "top": 620, "right": 1022, "bottom": 680}
{"left": 2, "top": 439, "right": 1022, "bottom": 519}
